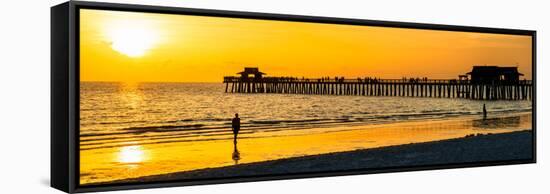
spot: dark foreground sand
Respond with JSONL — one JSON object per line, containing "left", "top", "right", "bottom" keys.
{"left": 99, "top": 130, "right": 533, "bottom": 185}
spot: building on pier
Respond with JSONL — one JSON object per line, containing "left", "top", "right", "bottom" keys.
{"left": 466, "top": 66, "right": 524, "bottom": 84}
{"left": 238, "top": 67, "right": 265, "bottom": 79}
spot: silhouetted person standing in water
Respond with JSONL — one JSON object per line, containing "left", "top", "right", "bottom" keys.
{"left": 232, "top": 113, "right": 240, "bottom": 143}
{"left": 483, "top": 104, "right": 487, "bottom": 120}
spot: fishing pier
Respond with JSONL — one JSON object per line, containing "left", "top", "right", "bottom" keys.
{"left": 223, "top": 67, "right": 533, "bottom": 100}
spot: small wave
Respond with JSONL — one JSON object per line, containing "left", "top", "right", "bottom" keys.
{"left": 249, "top": 118, "right": 325, "bottom": 124}
{"left": 95, "top": 120, "right": 146, "bottom": 125}
{"left": 123, "top": 124, "right": 205, "bottom": 131}
{"left": 164, "top": 119, "right": 194, "bottom": 123}
{"left": 163, "top": 118, "right": 231, "bottom": 124}
{"left": 350, "top": 111, "right": 371, "bottom": 114}
{"left": 420, "top": 109, "right": 445, "bottom": 113}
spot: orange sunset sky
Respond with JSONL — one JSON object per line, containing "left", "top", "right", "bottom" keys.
{"left": 80, "top": 9, "right": 533, "bottom": 83}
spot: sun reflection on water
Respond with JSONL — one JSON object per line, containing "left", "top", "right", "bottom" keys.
{"left": 119, "top": 82, "right": 143, "bottom": 109}
{"left": 118, "top": 145, "right": 147, "bottom": 164}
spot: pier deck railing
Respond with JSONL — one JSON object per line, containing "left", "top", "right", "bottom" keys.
{"left": 223, "top": 76, "right": 533, "bottom": 100}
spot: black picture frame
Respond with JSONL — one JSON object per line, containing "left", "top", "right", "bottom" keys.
{"left": 51, "top": 1, "right": 536, "bottom": 193}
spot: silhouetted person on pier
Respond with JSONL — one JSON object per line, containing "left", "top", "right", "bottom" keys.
{"left": 232, "top": 113, "right": 240, "bottom": 143}
{"left": 483, "top": 104, "right": 487, "bottom": 120}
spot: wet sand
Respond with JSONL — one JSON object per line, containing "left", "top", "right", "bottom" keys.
{"left": 97, "top": 130, "right": 533, "bottom": 185}
{"left": 80, "top": 113, "right": 532, "bottom": 185}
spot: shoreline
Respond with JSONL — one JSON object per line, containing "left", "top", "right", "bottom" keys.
{"left": 90, "top": 130, "right": 533, "bottom": 186}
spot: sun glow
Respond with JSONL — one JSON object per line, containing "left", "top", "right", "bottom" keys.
{"left": 105, "top": 20, "right": 159, "bottom": 57}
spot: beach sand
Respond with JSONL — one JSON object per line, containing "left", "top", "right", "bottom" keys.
{"left": 81, "top": 113, "right": 533, "bottom": 185}
{"left": 96, "top": 130, "right": 533, "bottom": 185}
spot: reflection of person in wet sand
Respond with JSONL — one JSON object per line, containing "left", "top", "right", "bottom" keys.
{"left": 232, "top": 140, "right": 241, "bottom": 165}
{"left": 232, "top": 113, "right": 240, "bottom": 143}
{"left": 483, "top": 104, "right": 487, "bottom": 120}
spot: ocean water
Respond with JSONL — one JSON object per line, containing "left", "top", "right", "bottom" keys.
{"left": 80, "top": 82, "right": 532, "bottom": 150}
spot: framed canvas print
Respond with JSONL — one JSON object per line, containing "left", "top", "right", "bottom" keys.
{"left": 51, "top": 1, "right": 536, "bottom": 193}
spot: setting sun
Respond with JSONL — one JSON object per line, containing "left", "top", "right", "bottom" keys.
{"left": 105, "top": 19, "right": 159, "bottom": 57}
